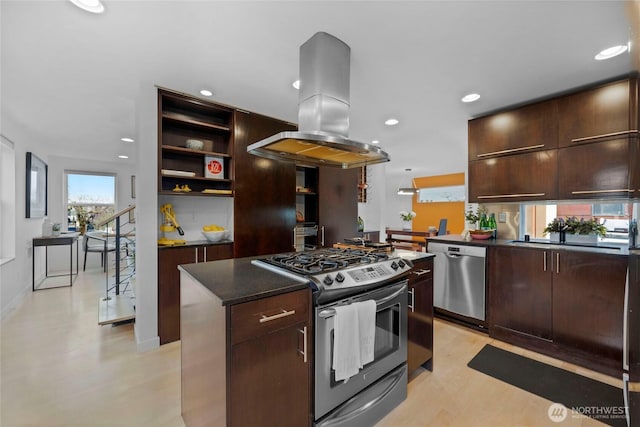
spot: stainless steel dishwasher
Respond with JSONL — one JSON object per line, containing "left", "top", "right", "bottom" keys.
{"left": 427, "top": 242, "right": 487, "bottom": 323}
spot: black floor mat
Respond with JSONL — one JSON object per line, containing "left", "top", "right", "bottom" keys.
{"left": 467, "top": 344, "right": 627, "bottom": 427}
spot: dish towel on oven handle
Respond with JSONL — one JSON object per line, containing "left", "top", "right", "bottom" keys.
{"left": 357, "top": 299, "right": 377, "bottom": 366}
{"left": 332, "top": 300, "right": 377, "bottom": 382}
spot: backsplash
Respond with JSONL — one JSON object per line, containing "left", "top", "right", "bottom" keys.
{"left": 482, "top": 204, "right": 519, "bottom": 241}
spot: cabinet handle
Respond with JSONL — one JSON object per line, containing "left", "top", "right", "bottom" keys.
{"left": 556, "top": 253, "right": 560, "bottom": 274}
{"left": 203, "top": 246, "right": 207, "bottom": 261}
{"left": 543, "top": 251, "right": 547, "bottom": 272}
{"left": 412, "top": 269, "right": 431, "bottom": 276}
{"left": 477, "top": 193, "right": 545, "bottom": 199}
{"left": 298, "top": 326, "right": 308, "bottom": 363}
{"left": 623, "top": 269, "right": 630, "bottom": 371}
{"left": 408, "top": 288, "right": 415, "bottom": 312}
{"left": 321, "top": 226, "right": 325, "bottom": 247}
{"left": 476, "top": 144, "right": 545, "bottom": 158}
{"left": 194, "top": 248, "right": 198, "bottom": 263}
{"left": 570, "top": 189, "right": 632, "bottom": 195}
{"left": 259, "top": 308, "right": 296, "bottom": 323}
{"left": 570, "top": 129, "right": 638, "bottom": 144}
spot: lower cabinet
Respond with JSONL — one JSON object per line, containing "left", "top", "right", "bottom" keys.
{"left": 181, "top": 278, "right": 312, "bottom": 427}
{"left": 552, "top": 251, "right": 627, "bottom": 362}
{"left": 488, "top": 246, "right": 628, "bottom": 376}
{"left": 407, "top": 256, "right": 434, "bottom": 374}
{"left": 229, "top": 290, "right": 311, "bottom": 427}
{"left": 158, "top": 243, "right": 233, "bottom": 344}
{"left": 489, "top": 246, "right": 552, "bottom": 341}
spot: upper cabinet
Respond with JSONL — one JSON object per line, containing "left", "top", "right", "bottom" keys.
{"left": 468, "top": 74, "right": 639, "bottom": 202}
{"left": 468, "top": 99, "right": 558, "bottom": 161}
{"left": 557, "top": 78, "right": 632, "bottom": 147}
{"left": 468, "top": 149, "right": 557, "bottom": 202}
{"left": 158, "top": 89, "right": 234, "bottom": 197}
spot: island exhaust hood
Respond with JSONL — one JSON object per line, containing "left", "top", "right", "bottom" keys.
{"left": 247, "top": 32, "right": 390, "bottom": 169}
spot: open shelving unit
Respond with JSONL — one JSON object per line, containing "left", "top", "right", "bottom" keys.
{"left": 158, "top": 89, "right": 235, "bottom": 196}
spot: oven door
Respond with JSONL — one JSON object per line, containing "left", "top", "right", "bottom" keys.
{"left": 314, "top": 280, "right": 408, "bottom": 421}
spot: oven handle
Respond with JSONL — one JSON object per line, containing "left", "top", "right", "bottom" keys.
{"left": 318, "top": 285, "right": 406, "bottom": 319}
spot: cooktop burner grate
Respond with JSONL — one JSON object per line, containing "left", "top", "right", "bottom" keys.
{"left": 262, "top": 248, "right": 390, "bottom": 275}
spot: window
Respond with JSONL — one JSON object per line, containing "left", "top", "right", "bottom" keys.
{"left": 65, "top": 172, "right": 116, "bottom": 232}
{"left": 520, "top": 201, "right": 635, "bottom": 243}
{"left": 1, "top": 136, "right": 15, "bottom": 263}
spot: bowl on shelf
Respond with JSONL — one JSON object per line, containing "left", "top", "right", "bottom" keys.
{"left": 202, "top": 230, "right": 227, "bottom": 242}
{"left": 469, "top": 229, "right": 493, "bottom": 240}
{"left": 185, "top": 139, "right": 204, "bottom": 150}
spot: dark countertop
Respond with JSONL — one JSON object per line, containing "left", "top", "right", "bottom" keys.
{"left": 427, "top": 234, "right": 630, "bottom": 256}
{"left": 178, "top": 256, "right": 308, "bottom": 306}
{"left": 158, "top": 239, "right": 233, "bottom": 250}
{"left": 177, "top": 248, "right": 434, "bottom": 306}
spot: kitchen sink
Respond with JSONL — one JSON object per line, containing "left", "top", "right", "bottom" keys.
{"left": 508, "top": 240, "right": 623, "bottom": 251}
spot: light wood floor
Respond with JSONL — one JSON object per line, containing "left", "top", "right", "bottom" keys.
{"left": 1, "top": 269, "right": 616, "bottom": 426}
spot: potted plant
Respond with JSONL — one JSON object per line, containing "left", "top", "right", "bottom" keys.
{"left": 543, "top": 216, "right": 607, "bottom": 244}
{"left": 73, "top": 205, "right": 89, "bottom": 235}
{"left": 399, "top": 211, "right": 416, "bottom": 230}
{"left": 52, "top": 222, "right": 61, "bottom": 237}
{"left": 465, "top": 208, "right": 479, "bottom": 230}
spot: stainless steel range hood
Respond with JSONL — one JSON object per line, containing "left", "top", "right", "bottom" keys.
{"left": 247, "top": 32, "right": 390, "bottom": 169}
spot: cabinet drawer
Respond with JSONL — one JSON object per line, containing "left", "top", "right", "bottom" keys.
{"left": 230, "top": 289, "right": 310, "bottom": 345}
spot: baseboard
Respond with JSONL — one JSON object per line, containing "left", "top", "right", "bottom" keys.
{"left": 0, "top": 281, "right": 30, "bottom": 321}
{"left": 135, "top": 327, "right": 160, "bottom": 352}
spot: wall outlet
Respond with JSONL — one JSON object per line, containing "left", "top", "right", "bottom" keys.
{"left": 498, "top": 212, "right": 507, "bottom": 223}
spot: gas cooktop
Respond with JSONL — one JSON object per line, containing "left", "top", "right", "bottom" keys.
{"left": 251, "top": 248, "right": 413, "bottom": 303}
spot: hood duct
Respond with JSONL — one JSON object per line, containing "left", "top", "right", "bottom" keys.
{"left": 247, "top": 32, "right": 390, "bottom": 169}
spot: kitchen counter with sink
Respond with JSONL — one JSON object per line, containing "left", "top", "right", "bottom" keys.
{"left": 427, "top": 234, "right": 630, "bottom": 256}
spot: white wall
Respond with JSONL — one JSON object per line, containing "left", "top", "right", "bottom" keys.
{"left": 357, "top": 164, "right": 387, "bottom": 241}
{"left": 134, "top": 81, "right": 160, "bottom": 352}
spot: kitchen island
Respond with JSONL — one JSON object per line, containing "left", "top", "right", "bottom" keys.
{"left": 179, "top": 257, "right": 312, "bottom": 427}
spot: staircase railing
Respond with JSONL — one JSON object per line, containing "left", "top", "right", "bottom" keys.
{"left": 95, "top": 205, "right": 136, "bottom": 297}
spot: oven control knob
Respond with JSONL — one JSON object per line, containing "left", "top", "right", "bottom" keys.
{"left": 398, "top": 259, "right": 406, "bottom": 269}
{"left": 335, "top": 273, "right": 345, "bottom": 283}
{"left": 323, "top": 275, "right": 334, "bottom": 286}
{"left": 390, "top": 261, "right": 399, "bottom": 270}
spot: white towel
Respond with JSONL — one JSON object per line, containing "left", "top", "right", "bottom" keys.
{"left": 357, "top": 300, "right": 377, "bottom": 366}
{"left": 332, "top": 304, "right": 361, "bottom": 382}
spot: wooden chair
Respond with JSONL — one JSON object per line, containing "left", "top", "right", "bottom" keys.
{"left": 83, "top": 232, "right": 116, "bottom": 272}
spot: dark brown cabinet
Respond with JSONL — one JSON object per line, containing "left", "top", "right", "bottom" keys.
{"left": 468, "top": 149, "right": 557, "bottom": 202}
{"left": 557, "top": 78, "right": 631, "bottom": 147}
{"left": 488, "top": 245, "right": 628, "bottom": 377}
{"left": 489, "top": 246, "right": 552, "bottom": 341}
{"left": 158, "top": 89, "right": 234, "bottom": 196}
{"left": 557, "top": 138, "right": 632, "bottom": 199}
{"left": 181, "top": 279, "right": 312, "bottom": 427}
{"left": 317, "top": 166, "right": 359, "bottom": 246}
{"left": 233, "top": 111, "right": 297, "bottom": 258}
{"left": 468, "top": 75, "right": 639, "bottom": 202}
{"left": 158, "top": 243, "right": 233, "bottom": 344}
{"left": 229, "top": 289, "right": 311, "bottom": 427}
{"left": 407, "top": 256, "right": 434, "bottom": 374}
{"left": 552, "top": 251, "right": 627, "bottom": 365}
{"left": 468, "top": 99, "right": 558, "bottom": 161}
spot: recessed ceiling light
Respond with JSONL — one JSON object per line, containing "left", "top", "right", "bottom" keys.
{"left": 200, "top": 89, "right": 213, "bottom": 97}
{"left": 292, "top": 80, "right": 300, "bottom": 90}
{"left": 371, "top": 140, "right": 380, "bottom": 144}
{"left": 595, "top": 45, "right": 628, "bottom": 60}
{"left": 69, "top": 0, "right": 105, "bottom": 14}
{"left": 121, "top": 137, "right": 134, "bottom": 143}
{"left": 385, "top": 118, "right": 399, "bottom": 126}
{"left": 118, "top": 155, "right": 129, "bottom": 159}
{"left": 462, "top": 93, "right": 481, "bottom": 103}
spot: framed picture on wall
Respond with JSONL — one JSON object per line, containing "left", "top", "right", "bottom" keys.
{"left": 25, "top": 152, "right": 47, "bottom": 218}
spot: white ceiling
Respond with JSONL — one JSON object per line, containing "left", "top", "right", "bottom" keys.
{"left": 1, "top": 0, "right": 635, "bottom": 181}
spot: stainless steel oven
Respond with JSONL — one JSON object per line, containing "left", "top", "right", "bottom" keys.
{"left": 251, "top": 248, "right": 413, "bottom": 427}
{"left": 314, "top": 281, "right": 408, "bottom": 426}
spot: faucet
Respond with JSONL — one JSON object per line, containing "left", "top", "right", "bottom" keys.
{"left": 558, "top": 218, "right": 567, "bottom": 244}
